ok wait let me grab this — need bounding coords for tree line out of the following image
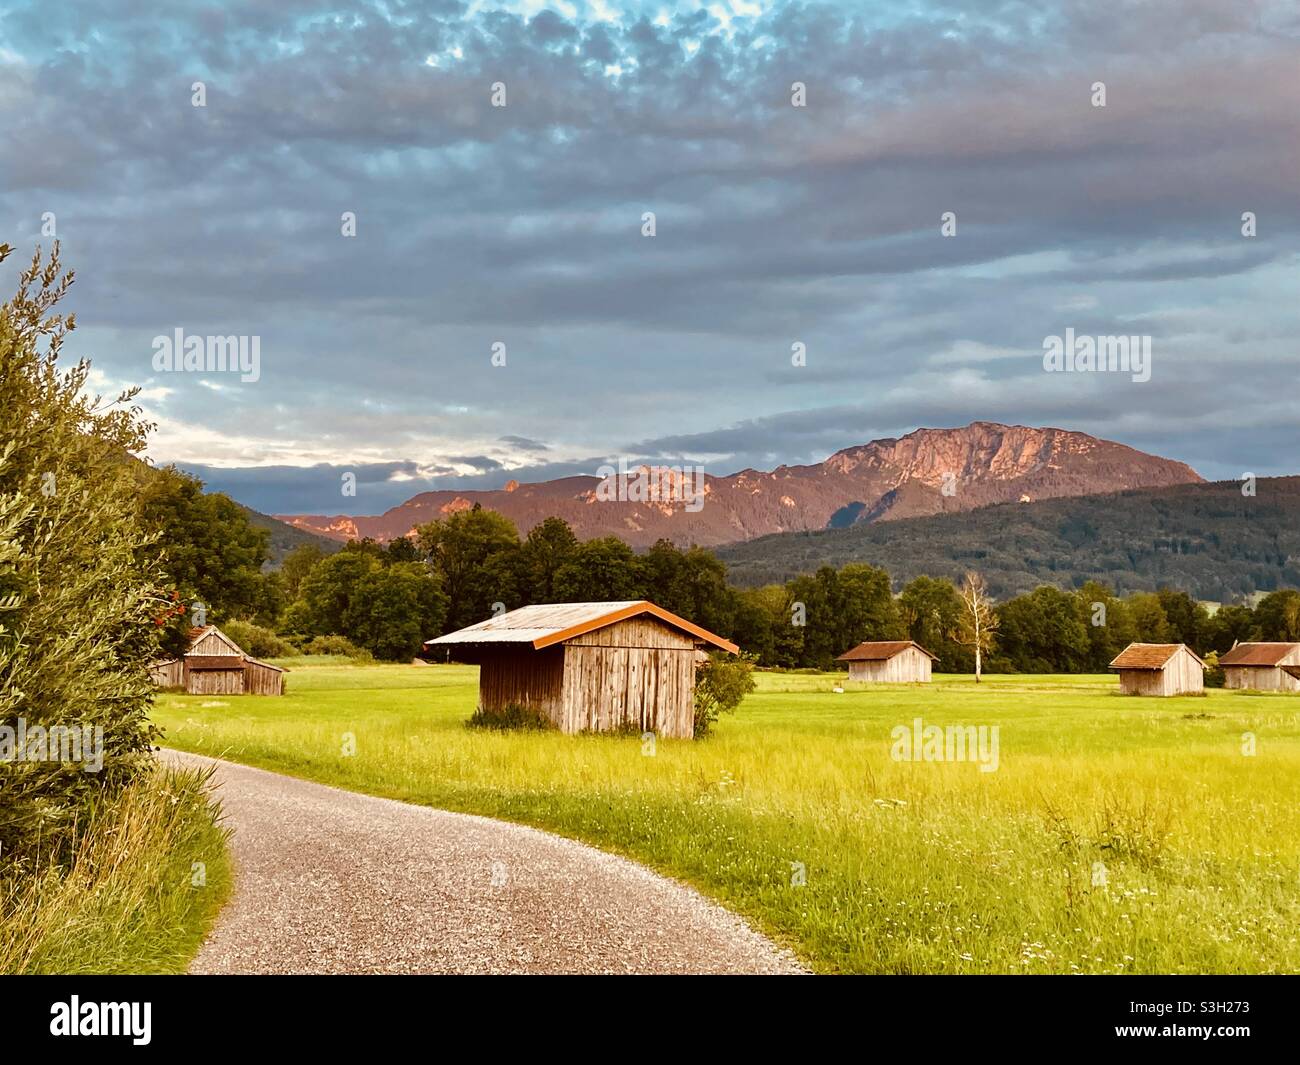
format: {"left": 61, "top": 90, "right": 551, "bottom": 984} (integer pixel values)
{"left": 147, "top": 478, "right": 1300, "bottom": 672}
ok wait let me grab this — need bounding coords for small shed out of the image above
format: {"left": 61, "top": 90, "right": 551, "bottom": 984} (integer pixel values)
{"left": 836, "top": 640, "right": 936, "bottom": 683}
{"left": 425, "top": 601, "right": 738, "bottom": 739}
{"left": 1109, "top": 643, "right": 1205, "bottom": 696}
{"left": 1218, "top": 642, "right": 1300, "bottom": 691}
{"left": 149, "top": 625, "right": 286, "bottom": 696}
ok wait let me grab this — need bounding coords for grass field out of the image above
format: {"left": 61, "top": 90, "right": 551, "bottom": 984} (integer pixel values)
{"left": 152, "top": 662, "right": 1300, "bottom": 974}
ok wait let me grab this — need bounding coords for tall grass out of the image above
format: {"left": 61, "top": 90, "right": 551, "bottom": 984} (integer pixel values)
{"left": 154, "top": 665, "right": 1300, "bottom": 974}
{"left": 0, "top": 765, "right": 231, "bottom": 974}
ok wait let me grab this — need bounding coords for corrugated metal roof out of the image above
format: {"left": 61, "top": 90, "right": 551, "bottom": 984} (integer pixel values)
{"left": 1109, "top": 643, "right": 1206, "bottom": 670}
{"left": 1219, "top": 642, "right": 1300, "bottom": 667}
{"left": 425, "top": 600, "right": 738, "bottom": 653}
{"left": 836, "top": 640, "right": 937, "bottom": 662}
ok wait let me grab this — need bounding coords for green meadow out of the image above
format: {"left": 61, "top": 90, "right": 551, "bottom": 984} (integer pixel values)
{"left": 152, "top": 663, "right": 1300, "bottom": 974}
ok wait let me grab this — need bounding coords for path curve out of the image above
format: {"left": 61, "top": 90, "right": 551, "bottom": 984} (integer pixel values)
{"left": 167, "top": 751, "right": 805, "bottom": 975}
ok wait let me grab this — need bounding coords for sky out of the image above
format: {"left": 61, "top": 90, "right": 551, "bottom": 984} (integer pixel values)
{"left": 2, "top": 0, "right": 1298, "bottom": 516}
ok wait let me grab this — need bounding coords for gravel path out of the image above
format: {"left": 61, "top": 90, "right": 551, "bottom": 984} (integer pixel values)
{"left": 167, "top": 751, "right": 805, "bottom": 975}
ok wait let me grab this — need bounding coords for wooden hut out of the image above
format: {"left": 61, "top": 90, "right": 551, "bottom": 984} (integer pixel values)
{"left": 1219, "top": 642, "right": 1300, "bottom": 691}
{"left": 149, "top": 625, "right": 286, "bottom": 696}
{"left": 424, "top": 601, "right": 738, "bottom": 739}
{"left": 836, "top": 640, "right": 936, "bottom": 683}
{"left": 1109, "top": 643, "right": 1205, "bottom": 696}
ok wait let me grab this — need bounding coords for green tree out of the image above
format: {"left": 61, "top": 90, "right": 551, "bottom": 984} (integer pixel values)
{"left": 0, "top": 244, "right": 165, "bottom": 868}
{"left": 347, "top": 563, "right": 447, "bottom": 660}
{"left": 996, "top": 585, "right": 1090, "bottom": 672}
{"left": 416, "top": 505, "right": 521, "bottom": 630}
{"left": 1074, "top": 581, "right": 1136, "bottom": 671}
{"left": 1204, "top": 603, "right": 1256, "bottom": 653}
{"left": 279, "top": 542, "right": 326, "bottom": 602}
{"left": 137, "top": 465, "right": 269, "bottom": 624}
{"left": 1127, "top": 592, "right": 1171, "bottom": 643}
{"left": 554, "top": 537, "right": 642, "bottom": 602}
{"left": 1156, "top": 588, "right": 1210, "bottom": 652}
{"left": 899, "top": 575, "right": 971, "bottom": 672}
{"left": 289, "top": 550, "right": 381, "bottom": 636}
{"left": 1252, "top": 590, "right": 1300, "bottom": 642}
{"left": 519, "top": 518, "right": 578, "bottom": 602}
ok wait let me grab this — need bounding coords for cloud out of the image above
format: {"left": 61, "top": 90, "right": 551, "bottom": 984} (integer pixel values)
{"left": 1, "top": 0, "right": 1297, "bottom": 513}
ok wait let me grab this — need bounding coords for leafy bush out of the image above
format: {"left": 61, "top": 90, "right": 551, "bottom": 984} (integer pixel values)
{"left": 221, "top": 619, "right": 294, "bottom": 660}
{"left": 302, "top": 634, "right": 373, "bottom": 662}
{"left": 1, "top": 245, "right": 164, "bottom": 872}
{"left": 693, "top": 653, "right": 756, "bottom": 737}
{"left": 1203, "top": 650, "right": 1225, "bottom": 688}
{"left": 466, "top": 702, "right": 556, "bottom": 731}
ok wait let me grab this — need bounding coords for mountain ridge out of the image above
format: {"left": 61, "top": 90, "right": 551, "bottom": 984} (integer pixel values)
{"left": 275, "top": 421, "right": 1203, "bottom": 549}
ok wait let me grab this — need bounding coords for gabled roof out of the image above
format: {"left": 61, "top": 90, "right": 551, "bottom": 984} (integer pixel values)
{"left": 425, "top": 601, "right": 738, "bottom": 654}
{"left": 1218, "top": 642, "right": 1300, "bottom": 667}
{"left": 836, "top": 640, "right": 937, "bottom": 662}
{"left": 1109, "top": 643, "right": 1206, "bottom": 670}
{"left": 188, "top": 625, "right": 244, "bottom": 656}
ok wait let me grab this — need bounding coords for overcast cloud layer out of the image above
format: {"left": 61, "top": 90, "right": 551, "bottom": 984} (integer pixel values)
{"left": 2, "top": 0, "right": 1298, "bottom": 515}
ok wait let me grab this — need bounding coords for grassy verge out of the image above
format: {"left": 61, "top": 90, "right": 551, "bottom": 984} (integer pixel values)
{"left": 154, "top": 664, "right": 1300, "bottom": 974}
{"left": 0, "top": 764, "right": 231, "bottom": 974}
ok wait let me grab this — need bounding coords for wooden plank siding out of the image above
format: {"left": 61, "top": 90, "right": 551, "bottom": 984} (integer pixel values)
{"left": 846, "top": 646, "right": 932, "bottom": 683}
{"left": 469, "top": 617, "right": 700, "bottom": 737}
{"left": 184, "top": 665, "right": 246, "bottom": 695}
{"left": 1117, "top": 646, "right": 1204, "bottom": 695}
{"left": 190, "top": 629, "right": 243, "bottom": 657}
{"left": 1224, "top": 646, "right": 1300, "bottom": 691}
{"left": 244, "top": 660, "right": 285, "bottom": 696}
{"left": 148, "top": 660, "right": 183, "bottom": 687}
{"left": 476, "top": 645, "right": 566, "bottom": 719}
{"left": 559, "top": 643, "right": 696, "bottom": 738}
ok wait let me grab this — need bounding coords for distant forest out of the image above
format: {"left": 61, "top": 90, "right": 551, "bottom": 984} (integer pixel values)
{"left": 717, "top": 478, "right": 1300, "bottom": 602}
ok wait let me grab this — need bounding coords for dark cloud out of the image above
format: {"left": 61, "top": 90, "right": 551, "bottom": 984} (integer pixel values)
{"left": 1, "top": 0, "right": 1296, "bottom": 514}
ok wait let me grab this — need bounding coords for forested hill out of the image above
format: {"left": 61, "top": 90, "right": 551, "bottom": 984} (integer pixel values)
{"left": 717, "top": 478, "right": 1300, "bottom": 601}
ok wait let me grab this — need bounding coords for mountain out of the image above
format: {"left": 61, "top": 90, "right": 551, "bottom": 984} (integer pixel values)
{"left": 717, "top": 477, "right": 1300, "bottom": 601}
{"left": 275, "top": 422, "right": 1203, "bottom": 549}
{"left": 239, "top": 504, "right": 341, "bottom": 566}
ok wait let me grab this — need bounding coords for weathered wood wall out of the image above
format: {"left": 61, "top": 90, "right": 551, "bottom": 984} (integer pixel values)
{"left": 244, "top": 661, "right": 285, "bottom": 696}
{"left": 477, "top": 645, "right": 566, "bottom": 718}
{"left": 149, "top": 660, "right": 183, "bottom": 687}
{"left": 470, "top": 619, "right": 701, "bottom": 737}
{"left": 1224, "top": 647, "right": 1300, "bottom": 691}
{"left": 559, "top": 643, "right": 697, "bottom": 738}
{"left": 192, "top": 629, "right": 242, "bottom": 656}
{"left": 847, "top": 647, "right": 932, "bottom": 683}
{"left": 1118, "top": 649, "right": 1204, "bottom": 695}
{"left": 559, "top": 618, "right": 699, "bottom": 738}
{"left": 184, "top": 666, "right": 246, "bottom": 695}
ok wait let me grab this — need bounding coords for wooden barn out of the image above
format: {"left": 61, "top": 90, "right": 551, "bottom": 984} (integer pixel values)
{"left": 149, "top": 625, "right": 286, "bottom": 696}
{"left": 1218, "top": 642, "right": 1300, "bottom": 691}
{"left": 836, "top": 640, "right": 936, "bottom": 683}
{"left": 424, "top": 601, "right": 738, "bottom": 739}
{"left": 1109, "top": 643, "right": 1205, "bottom": 696}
